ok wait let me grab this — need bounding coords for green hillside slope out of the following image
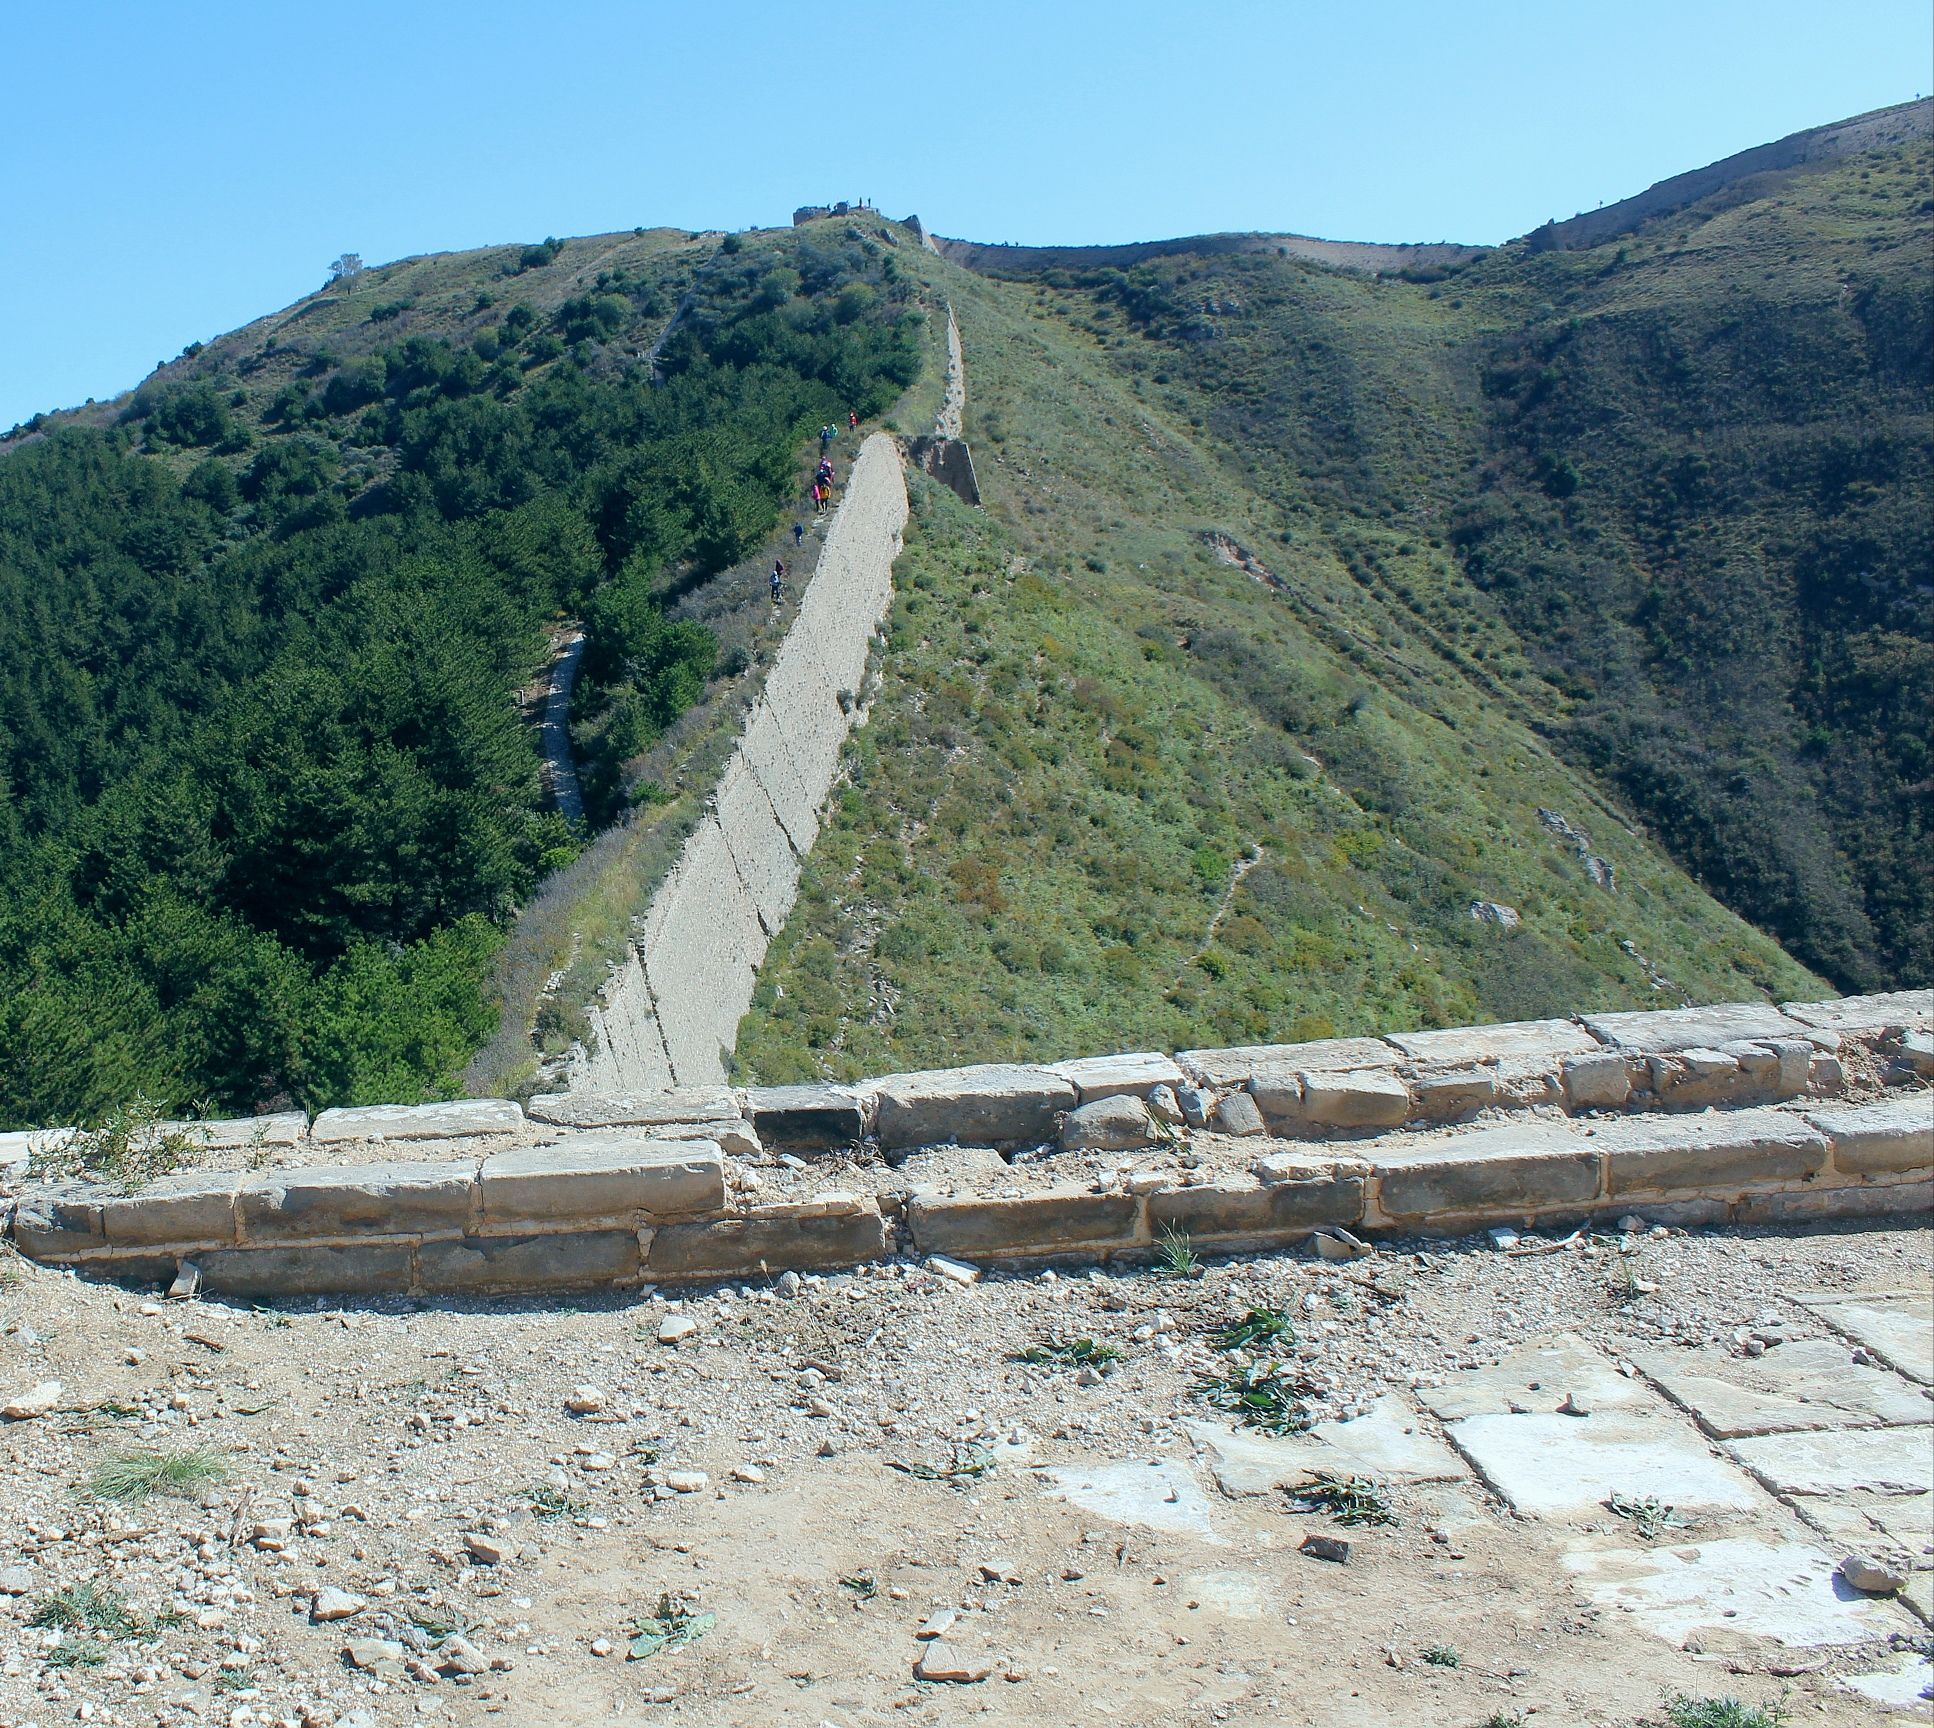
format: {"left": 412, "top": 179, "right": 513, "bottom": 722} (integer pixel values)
{"left": 741, "top": 122, "right": 1929, "bottom": 1084}
{"left": 0, "top": 226, "right": 921, "bottom": 1126}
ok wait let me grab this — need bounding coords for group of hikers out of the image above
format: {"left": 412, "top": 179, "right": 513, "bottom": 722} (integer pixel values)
{"left": 772, "top": 409, "right": 862, "bottom": 604}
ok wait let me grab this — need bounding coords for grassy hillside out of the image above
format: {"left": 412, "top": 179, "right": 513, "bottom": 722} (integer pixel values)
{"left": 734, "top": 238, "right": 1824, "bottom": 1082}
{"left": 0, "top": 223, "right": 924, "bottom": 1126}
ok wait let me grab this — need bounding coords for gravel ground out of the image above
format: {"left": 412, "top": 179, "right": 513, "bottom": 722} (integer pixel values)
{"left": 1, "top": 1215, "right": 1928, "bottom": 1728}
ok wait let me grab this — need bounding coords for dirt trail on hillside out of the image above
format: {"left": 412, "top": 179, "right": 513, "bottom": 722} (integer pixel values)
{"left": 538, "top": 627, "right": 586, "bottom": 827}
{"left": 569, "top": 434, "right": 908, "bottom": 1092}
{"left": 936, "top": 303, "right": 965, "bottom": 439}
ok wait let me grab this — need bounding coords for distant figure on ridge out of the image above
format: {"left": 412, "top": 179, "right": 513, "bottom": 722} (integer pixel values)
{"left": 770, "top": 559, "right": 786, "bottom": 604}
{"left": 793, "top": 520, "right": 805, "bottom": 548}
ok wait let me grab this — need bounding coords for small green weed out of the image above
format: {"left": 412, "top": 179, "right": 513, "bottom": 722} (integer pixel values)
{"left": 1479, "top": 1713, "right": 1527, "bottom": 1728}
{"left": 1013, "top": 1336, "right": 1123, "bottom": 1367}
{"left": 213, "top": 1666, "right": 257, "bottom": 1694}
{"left": 1193, "top": 1361, "right": 1313, "bottom": 1434}
{"left": 1287, "top": 1472, "right": 1396, "bottom": 1527}
{"left": 27, "top": 1097, "right": 207, "bottom": 1193}
{"left": 1154, "top": 1226, "right": 1200, "bottom": 1278}
{"left": 31, "top": 1582, "right": 140, "bottom": 1637}
{"left": 527, "top": 1483, "right": 589, "bottom": 1520}
{"left": 839, "top": 1572, "right": 878, "bottom": 1600}
{"left": 1211, "top": 1307, "right": 1295, "bottom": 1352}
{"left": 900, "top": 1442, "right": 999, "bottom": 1485}
{"left": 87, "top": 1447, "right": 226, "bottom": 1504}
{"left": 1608, "top": 1491, "right": 1691, "bottom": 1540}
{"left": 44, "top": 1637, "right": 109, "bottom": 1670}
{"left": 628, "top": 1593, "right": 714, "bottom": 1660}
{"left": 1420, "top": 1642, "right": 1461, "bottom": 1668}
{"left": 1662, "top": 1694, "right": 1788, "bottom": 1728}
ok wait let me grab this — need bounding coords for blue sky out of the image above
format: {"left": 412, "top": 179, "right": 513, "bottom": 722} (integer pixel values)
{"left": 3, "top": 0, "right": 1927, "bottom": 428}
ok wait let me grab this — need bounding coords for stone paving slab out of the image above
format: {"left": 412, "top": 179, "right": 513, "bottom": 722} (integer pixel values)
{"left": 526, "top": 1088, "right": 739, "bottom": 1130}
{"left": 1040, "top": 1458, "right": 1223, "bottom": 1543}
{"left": 1385, "top": 1017, "right": 1598, "bottom": 1065}
{"left": 1447, "top": 1410, "right": 1767, "bottom": 1520}
{"left": 1802, "top": 1293, "right": 1934, "bottom": 1385}
{"left": 1783, "top": 989, "right": 1933, "bottom": 1033}
{"left": 1178, "top": 1036, "right": 1393, "bottom": 1088}
{"left": 1563, "top": 1535, "right": 1917, "bottom": 1648}
{"left": 1728, "top": 1425, "right": 1934, "bottom": 1498}
{"left": 1581, "top": 1001, "right": 1806, "bottom": 1052}
{"left": 1794, "top": 1488, "right": 1934, "bottom": 1574}
{"left": 1186, "top": 1397, "right": 1465, "bottom": 1496}
{"left": 1048, "top": 1052, "right": 1187, "bottom": 1103}
{"left": 1420, "top": 1333, "right": 1656, "bottom": 1423}
{"left": 309, "top": 1100, "right": 523, "bottom": 1143}
{"left": 1631, "top": 1339, "right": 1933, "bottom": 1438}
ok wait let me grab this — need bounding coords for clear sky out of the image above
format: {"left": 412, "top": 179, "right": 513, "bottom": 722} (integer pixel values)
{"left": 3, "top": 0, "right": 1927, "bottom": 429}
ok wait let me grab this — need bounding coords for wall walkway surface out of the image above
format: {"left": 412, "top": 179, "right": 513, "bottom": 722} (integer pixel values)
{"left": 567, "top": 433, "right": 908, "bottom": 1092}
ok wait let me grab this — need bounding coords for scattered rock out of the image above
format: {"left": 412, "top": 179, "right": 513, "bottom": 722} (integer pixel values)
{"left": 1299, "top": 1534, "right": 1351, "bottom": 1564}
{"left": 1, "top": 1379, "right": 61, "bottom": 1420}
{"left": 928, "top": 1254, "right": 982, "bottom": 1286}
{"left": 311, "top": 1586, "right": 366, "bottom": 1622}
{"left": 590, "top": 1637, "right": 613, "bottom": 1657}
{"left": 1214, "top": 1091, "right": 1267, "bottom": 1137}
{"left": 729, "top": 1464, "right": 766, "bottom": 1484}
{"left": 1147, "top": 1084, "right": 1184, "bottom": 1125}
{"left": 1175, "top": 1085, "right": 1215, "bottom": 1129}
{"left": 1060, "top": 1095, "right": 1159, "bottom": 1152}
{"left": 463, "top": 1531, "right": 519, "bottom": 1565}
{"left": 775, "top": 1269, "right": 803, "bottom": 1298}
{"left": 665, "top": 1470, "right": 710, "bottom": 1493}
{"left": 1486, "top": 1227, "right": 1519, "bottom": 1252}
{"left": 917, "top": 1607, "right": 958, "bottom": 1639}
{"left": 1311, "top": 1226, "right": 1372, "bottom": 1261}
{"left": 344, "top": 1638, "right": 406, "bottom": 1672}
{"left": 914, "top": 1639, "right": 994, "bottom": 1683}
{"left": 1840, "top": 1554, "right": 1907, "bottom": 1594}
{"left": 566, "top": 1384, "right": 609, "bottom": 1414}
{"left": 167, "top": 1258, "right": 202, "bottom": 1300}
{"left": 0, "top": 1564, "right": 36, "bottom": 1595}
{"left": 1558, "top": 1392, "right": 1591, "bottom": 1418}
{"left": 658, "top": 1313, "right": 699, "bottom": 1345}
{"left": 434, "top": 1635, "right": 489, "bottom": 1676}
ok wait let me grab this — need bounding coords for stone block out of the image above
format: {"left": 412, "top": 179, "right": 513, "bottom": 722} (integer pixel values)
{"left": 526, "top": 1087, "right": 738, "bottom": 1129}
{"left": 1060, "top": 1096, "right": 1158, "bottom": 1151}
{"left": 0, "top": 1128, "right": 74, "bottom": 1175}
{"left": 1737, "top": 1180, "right": 1932, "bottom": 1225}
{"left": 479, "top": 1139, "right": 725, "bottom": 1226}
{"left": 906, "top": 1190, "right": 1146, "bottom": 1260}
{"left": 1581, "top": 1001, "right": 1804, "bottom": 1053}
{"left": 417, "top": 1231, "right": 640, "bottom": 1293}
{"left": 1214, "top": 1091, "right": 1267, "bottom": 1137}
{"left": 1179, "top": 1036, "right": 1393, "bottom": 1089}
{"left": 1247, "top": 1072, "right": 1302, "bottom": 1124}
{"left": 1806, "top": 1095, "right": 1934, "bottom": 1177}
{"left": 1596, "top": 1107, "right": 1830, "bottom": 1199}
{"left": 1147, "top": 1175, "right": 1363, "bottom": 1245}
{"left": 158, "top": 1113, "right": 308, "bottom": 1150}
{"left": 647, "top": 1202, "right": 891, "bottom": 1279}
{"left": 197, "top": 1244, "right": 414, "bottom": 1297}
{"left": 1561, "top": 1050, "right": 1631, "bottom": 1110}
{"left": 874, "top": 1064, "right": 1075, "bottom": 1149}
{"left": 96, "top": 1173, "right": 241, "bottom": 1248}
{"left": 1781, "top": 990, "right": 1933, "bottom": 1034}
{"left": 1386, "top": 1018, "right": 1597, "bottom": 1065}
{"left": 309, "top": 1100, "right": 523, "bottom": 1143}
{"left": 1409, "top": 1067, "right": 1500, "bottom": 1120}
{"left": 1650, "top": 1047, "right": 1745, "bottom": 1108}
{"left": 1047, "top": 1052, "right": 1187, "bottom": 1103}
{"left": 651, "top": 1117, "right": 760, "bottom": 1157}
{"left": 1301, "top": 1070, "right": 1410, "bottom": 1129}
{"left": 1369, "top": 1123, "right": 1602, "bottom": 1223}
{"left": 9, "top": 1186, "right": 105, "bottom": 1257}
{"left": 236, "top": 1162, "right": 477, "bottom": 1242}
{"left": 743, "top": 1083, "right": 870, "bottom": 1149}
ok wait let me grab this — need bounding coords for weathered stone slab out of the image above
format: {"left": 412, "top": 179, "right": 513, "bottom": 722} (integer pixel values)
{"left": 1782, "top": 990, "right": 1933, "bottom": 1033}
{"left": 1563, "top": 1536, "right": 1913, "bottom": 1649}
{"left": 1048, "top": 1052, "right": 1187, "bottom": 1103}
{"left": 1387, "top": 1018, "right": 1597, "bottom": 1065}
{"left": 1595, "top": 1106, "right": 1829, "bottom": 1198}
{"left": 1421, "top": 1333, "right": 1657, "bottom": 1423}
{"left": 646, "top": 1200, "right": 889, "bottom": 1279}
{"left": 1580, "top": 1001, "right": 1804, "bottom": 1053}
{"left": 197, "top": 1243, "right": 414, "bottom": 1297}
{"left": 95, "top": 1173, "right": 242, "bottom": 1248}
{"left": 417, "top": 1231, "right": 639, "bottom": 1293}
{"left": 1562, "top": 1051, "right": 1634, "bottom": 1110}
{"left": 1806, "top": 1095, "right": 1934, "bottom": 1177}
{"left": 236, "top": 1163, "right": 476, "bottom": 1241}
{"left": 1409, "top": 1067, "right": 1500, "bottom": 1119}
{"left": 0, "top": 1128, "right": 74, "bottom": 1174}
{"left": 1801, "top": 1293, "right": 1934, "bottom": 1385}
{"left": 906, "top": 1189, "right": 1145, "bottom": 1259}
{"left": 1447, "top": 1410, "right": 1765, "bottom": 1520}
{"left": 1042, "top": 1459, "right": 1221, "bottom": 1541}
{"left": 744, "top": 1083, "right": 870, "bottom": 1148}
{"left": 1187, "top": 1397, "right": 1466, "bottom": 1496}
{"left": 527, "top": 1087, "right": 738, "bottom": 1129}
{"left": 479, "top": 1139, "right": 725, "bottom": 1227}
{"left": 898, "top": 1144, "right": 1013, "bottom": 1195}
{"left": 9, "top": 1186, "right": 105, "bottom": 1257}
{"left": 1146, "top": 1174, "right": 1363, "bottom": 1244}
{"left": 1369, "top": 1122, "right": 1601, "bottom": 1223}
{"left": 1060, "top": 1096, "right": 1158, "bottom": 1152}
{"left": 158, "top": 1114, "right": 308, "bottom": 1149}
{"left": 874, "top": 1064, "right": 1075, "bottom": 1149}
{"left": 309, "top": 1101, "right": 522, "bottom": 1143}
{"left": 1298, "top": 1070, "right": 1410, "bottom": 1129}
{"left": 1179, "top": 1037, "right": 1393, "bottom": 1089}
{"left": 1631, "top": 1339, "right": 1932, "bottom": 1438}
{"left": 1728, "top": 1426, "right": 1934, "bottom": 1497}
